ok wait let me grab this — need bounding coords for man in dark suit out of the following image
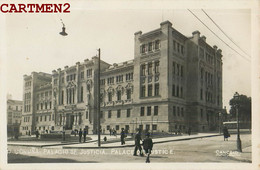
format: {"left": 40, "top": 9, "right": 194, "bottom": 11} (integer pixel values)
{"left": 79, "top": 128, "right": 82, "bottom": 143}
{"left": 83, "top": 128, "right": 87, "bottom": 142}
{"left": 133, "top": 128, "right": 144, "bottom": 156}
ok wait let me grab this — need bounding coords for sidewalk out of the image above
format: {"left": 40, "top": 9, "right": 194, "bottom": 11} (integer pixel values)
{"left": 7, "top": 134, "right": 118, "bottom": 147}
{"left": 228, "top": 146, "right": 252, "bottom": 163}
{"left": 62, "top": 133, "right": 220, "bottom": 149}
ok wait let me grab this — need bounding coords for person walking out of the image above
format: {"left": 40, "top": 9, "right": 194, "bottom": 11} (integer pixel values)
{"left": 188, "top": 127, "right": 191, "bottom": 136}
{"left": 35, "top": 129, "right": 39, "bottom": 139}
{"left": 79, "top": 128, "right": 82, "bottom": 143}
{"left": 223, "top": 126, "right": 230, "bottom": 141}
{"left": 143, "top": 132, "right": 153, "bottom": 163}
{"left": 83, "top": 128, "right": 87, "bottom": 143}
{"left": 120, "top": 128, "right": 126, "bottom": 145}
{"left": 133, "top": 128, "right": 144, "bottom": 156}
{"left": 109, "top": 128, "right": 112, "bottom": 136}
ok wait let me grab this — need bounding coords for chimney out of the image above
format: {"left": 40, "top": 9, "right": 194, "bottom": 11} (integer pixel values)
{"left": 160, "top": 20, "right": 172, "bottom": 28}
{"left": 201, "top": 35, "right": 206, "bottom": 41}
{"left": 192, "top": 30, "right": 200, "bottom": 39}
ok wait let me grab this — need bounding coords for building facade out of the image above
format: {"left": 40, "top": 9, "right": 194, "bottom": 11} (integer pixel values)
{"left": 20, "top": 21, "right": 223, "bottom": 135}
{"left": 7, "top": 99, "right": 23, "bottom": 136}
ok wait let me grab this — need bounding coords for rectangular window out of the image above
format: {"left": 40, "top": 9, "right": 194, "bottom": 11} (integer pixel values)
{"left": 36, "top": 116, "right": 38, "bottom": 122}
{"left": 155, "top": 83, "right": 159, "bottom": 96}
{"left": 80, "top": 86, "right": 84, "bottom": 102}
{"left": 180, "top": 87, "right": 183, "bottom": 98}
{"left": 126, "top": 89, "right": 131, "bottom": 99}
{"left": 177, "top": 107, "right": 180, "bottom": 116}
{"left": 148, "top": 84, "right": 152, "bottom": 97}
{"left": 139, "top": 125, "right": 143, "bottom": 131}
{"left": 141, "top": 64, "right": 146, "bottom": 76}
{"left": 181, "top": 66, "right": 183, "bottom": 77}
{"left": 147, "top": 106, "right": 151, "bottom": 116}
{"left": 117, "top": 91, "right": 121, "bottom": 101}
{"left": 127, "top": 109, "right": 131, "bottom": 117}
{"left": 200, "top": 109, "right": 203, "bottom": 119}
{"left": 80, "top": 71, "right": 84, "bottom": 79}
{"left": 40, "top": 116, "right": 42, "bottom": 121}
{"left": 49, "top": 102, "right": 52, "bottom": 109}
{"left": 181, "top": 45, "right": 184, "bottom": 54}
{"left": 201, "top": 68, "right": 204, "bottom": 79}
{"left": 108, "top": 110, "right": 112, "bottom": 118}
{"left": 173, "top": 40, "right": 176, "bottom": 51}
{"left": 146, "top": 124, "right": 150, "bottom": 130}
{"left": 176, "top": 86, "right": 179, "bottom": 97}
{"left": 141, "top": 85, "right": 146, "bottom": 97}
{"left": 177, "top": 43, "right": 180, "bottom": 53}
{"left": 141, "top": 44, "right": 146, "bottom": 53}
{"left": 87, "top": 69, "right": 92, "bottom": 77}
{"left": 140, "top": 107, "right": 145, "bottom": 116}
{"left": 173, "top": 106, "right": 176, "bottom": 116}
{"left": 49, "top": 115, "right": 51, "bottom": 121}
{"left": 154, "top": 106, "right": 158, "bottom": 116}
{"left": 200, "top": 89, "right": 203, "bottom": 100}
{"left": 101, "top": 79, "right": 105, "bottom": 85}
{"left": 117, "top": 110, "right": 121, "bottom": 118}
{"left": 100, "top": 111, "right": 103, "bottom": 118}
{"left": 116, "top": 125, "right": 119, "bottom": 131}
{"left": 152, "top": 125, "right": 157, "bottom": 130}
{"left": 155, "top": 61, "right": 159, "bottom": 73}
{"left": 155, "top": 40, "right": 160, "bottom": 50}
{"left": 148, "top": 42, "right": 153, "bottom": 52}
{"left": 61, "top": 77, "right": 64, "bottom": 83}
{"left": 177, "top": 64, "right": 180, "bottom": 76}
{"left": 45, "top": 115, "right": 47, "bottom": 121}
{"left": 148, "top": 63, "right": 152, "bottom": 75}
{"left": 107, "top": 125, "right": 110, "bottom": 130}
{"left": 86, "top": 111, "right": 88, "bottom": 119}
{"left": 181, "top": 108, "right": 184, "bottom": 117}
{"left": 108, "top": 92, "right": 112, "bottom": 102}
{"left": 173, "top": 62, "right": 176, "bottom": 75}
{"left": 172, "top": 84, "right": 175, "bottom": 96}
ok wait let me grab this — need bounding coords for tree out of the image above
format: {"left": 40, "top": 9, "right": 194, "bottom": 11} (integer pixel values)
{"left": 229, "top": 93, "right": 251, "bottom": 123}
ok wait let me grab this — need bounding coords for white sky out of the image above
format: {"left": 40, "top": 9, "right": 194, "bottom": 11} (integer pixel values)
{"left": 4, "top": 4, "right": 251, "bottom": 112}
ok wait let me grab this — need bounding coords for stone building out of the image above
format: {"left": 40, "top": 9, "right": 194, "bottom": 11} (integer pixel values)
{"left": 7, "top": 99, "right": 23, "bottom": 136}
{"left": 20, "top": 21, "right": 223, "bottom": 135}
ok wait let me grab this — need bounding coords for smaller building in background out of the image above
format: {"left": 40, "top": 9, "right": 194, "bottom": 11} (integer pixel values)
{"left": 7, "top": 99, "right": 23, "bottom": 137}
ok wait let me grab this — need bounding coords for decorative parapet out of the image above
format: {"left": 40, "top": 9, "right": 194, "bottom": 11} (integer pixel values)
{"left": 124, "top": 99, "right": 133, "bottom": 105}
{"left": 106, "top": 101, "right": 114, "bottom": 106}
{"left": 115, "top": 100, "right": 124, "bottom": 106}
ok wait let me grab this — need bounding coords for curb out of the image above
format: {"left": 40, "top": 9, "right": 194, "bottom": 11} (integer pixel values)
{"left": 62, "top": 134, "right": 221, "bottom": 149}
{"left": 7, "top": 140, "right": 98, "bottom": 148}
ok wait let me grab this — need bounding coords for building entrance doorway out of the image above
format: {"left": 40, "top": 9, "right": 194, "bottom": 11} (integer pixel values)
{"left": 66, "top": 114, "right": 74, "bottom": 130}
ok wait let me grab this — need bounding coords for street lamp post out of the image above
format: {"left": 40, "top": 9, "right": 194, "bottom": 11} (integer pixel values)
{"left": 234, "top": 92, "right": 242, "bottom": 152}
{"left": 218, "top": 112, "right": 221, "bottom": 134}
{"left": 97, "top": 48, "right": 101, "bottom": 147}
{"left": 62, "top": 110, "right": 65, "bottom": 141}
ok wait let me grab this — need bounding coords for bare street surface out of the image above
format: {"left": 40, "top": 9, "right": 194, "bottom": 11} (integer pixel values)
{"left": 8, "top": 134, "right": 251, "bottom": 163}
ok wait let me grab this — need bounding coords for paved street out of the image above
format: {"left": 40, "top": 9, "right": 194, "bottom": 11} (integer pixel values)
{"left": 8, "top": 133, "right": 251, "bottom": 163}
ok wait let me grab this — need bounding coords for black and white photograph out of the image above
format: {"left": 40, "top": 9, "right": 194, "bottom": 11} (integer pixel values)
{"left": 0, "top": 0, "right": 259, "bottom": 169}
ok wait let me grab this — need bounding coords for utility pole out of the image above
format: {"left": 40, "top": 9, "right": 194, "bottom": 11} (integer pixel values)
{"left": 97, "top": 48, "right": 101, "bottom": 147}
{"left": 234, "top": 92, "right": 242, "bottom": 152}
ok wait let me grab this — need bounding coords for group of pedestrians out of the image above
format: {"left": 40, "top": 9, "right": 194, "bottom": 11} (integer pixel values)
{"left": 109, "top": 128, "right": 117, "bottom": 136}
{"left": 133, "top": 128, "right": 153, "bottom": 163}
{"left": 78, "top": 128, "right": 87, "bottom": 143}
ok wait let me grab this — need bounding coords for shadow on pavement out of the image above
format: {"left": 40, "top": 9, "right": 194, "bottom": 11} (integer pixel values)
{"left": 8, "top": 153, "right": 98, "bottom": 163}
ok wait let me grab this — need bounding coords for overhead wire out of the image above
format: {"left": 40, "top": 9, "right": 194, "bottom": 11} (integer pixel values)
{"left": 201, "top": 9, "right": 251, "bottom": 58}
{"left": 187, "top": 9, "right": 250, "bottom": 62}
